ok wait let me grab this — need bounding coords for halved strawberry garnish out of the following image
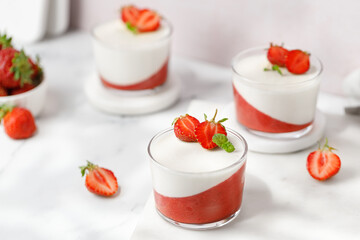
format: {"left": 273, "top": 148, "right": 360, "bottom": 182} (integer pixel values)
{"left": 307, "top": 138, "right": 341, "bottom": 181}
{"left": 80, "top": 161, "right": 118, "bottom": 196}
{"left": 286, "top": 49, "right": 310, "bottom": 74}
{"left": 267, "top": 43, "right": 288, "bottom": 67}
{"left": 136, "top": 9, "right": 160, "bottom": 32}
{"left": 121, "top": 5, "right": 140, "bottom": 27}
{"left": 172, "top": 114, "right": 200, "bottom": 142}
{"left": 195, "top": 109, "right": 227, "bottom": 150}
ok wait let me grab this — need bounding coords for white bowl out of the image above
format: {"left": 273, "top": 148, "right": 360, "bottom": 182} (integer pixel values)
{"left": 0, "top": 78, "right": 47, "bottom": 117}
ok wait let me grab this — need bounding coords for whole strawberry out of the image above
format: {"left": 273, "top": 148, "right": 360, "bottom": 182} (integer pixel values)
{"left": 80, "top": 161, "right": 118, "bottom": 196}
{"left": 307, "top": 138, "right": 341, "bottom": 181}
{"left": 0, "top": 48, "right": 35, "bottom": 88}
{"left": 195, "top": 109, "right": 228, "bottom": 150}
{"left": 0, "top": 105, "right": 37, "bottom": 139}
{"left": 0, "top": 33, "right": 13, "bottom": 50}
{"left": 172, "top": 114, "right": 200, "bottom": 142}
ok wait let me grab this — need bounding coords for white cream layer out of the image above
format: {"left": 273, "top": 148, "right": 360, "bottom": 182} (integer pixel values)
{"left": 92, "top": 20, "right": 171, "bottom": 85}
{"left": 149, "top": 130, "right": 245, "bottom": 198}
{"left": 233, "top": 54, "right": 320, "bottom": 124}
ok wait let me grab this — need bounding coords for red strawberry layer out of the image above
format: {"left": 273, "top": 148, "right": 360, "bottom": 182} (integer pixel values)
{"left": 100, "top": 60, "right": 168, "bottom": 90}
{"left": 154, "top": 164, "right": 246, "bottom": 224}
{"left": 233, "top": 85, "right": 312, "bottom": 133}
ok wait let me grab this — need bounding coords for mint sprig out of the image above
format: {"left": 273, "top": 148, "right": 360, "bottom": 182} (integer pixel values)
{"left": 126, "top": 22, "right": 138, "bottom": 34}
{"left": 212, "top": 134, "right": 235, "bottom": 153}
{"left": 264, "top": 64, "right": 283, "bottom": 75}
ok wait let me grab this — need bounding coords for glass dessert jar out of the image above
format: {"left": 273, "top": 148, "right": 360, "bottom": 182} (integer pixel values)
{"left": 232, "top": 47, "right": 323, "bottom": 139}
{"left": 148, "top": 128, "right": 247, "bottom": 229}
{"left": 92, "top": 19, "right": 172, "bottom": 91}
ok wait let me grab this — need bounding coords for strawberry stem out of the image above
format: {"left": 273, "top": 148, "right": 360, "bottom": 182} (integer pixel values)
{"left": 210, "top": 109, "right": 218, "bottom": 122}
{"left": 10, "top": 49, "right": 34, "bottom": 87}
{"left": 319, "top": 138, "right": 337, "bottom": 152}
{"left": 0, "top": 104, "right": 14, "bottom": 122}
{"left": 79, "top": 161, "right": 98, "bottom": 177}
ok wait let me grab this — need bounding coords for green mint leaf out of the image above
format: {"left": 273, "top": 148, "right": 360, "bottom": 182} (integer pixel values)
{"left": 212, "top": 134, "right": 228, "bottom": 146}
{"left": 126, "top": 22, "right": 138, "bottom": 34}
{"left": 222, "top": 141, "right": 235, "bottom": 153}
{"left": 264, "top": 68, "right": 271, "bottom": 71}
{"left": 272, "top": 65, "right": 283, "bottom": 75}
{"left": 212, "top": 134, "right": 235, "bottom": 153}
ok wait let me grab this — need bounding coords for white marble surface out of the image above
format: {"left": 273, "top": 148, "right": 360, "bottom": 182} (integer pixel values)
{"left": 0, "top": 32, "right": 359, "bottom": 240}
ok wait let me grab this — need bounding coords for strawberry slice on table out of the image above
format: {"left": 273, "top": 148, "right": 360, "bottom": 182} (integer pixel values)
{"left": 307, "top": 138, "right": 341, "bottom": 181}
{"left": 0, "top": 48, "right": 35, "bottom": 88}
{"left": 80, "top": 161, "right": 118, "bottom": 197}
{"left": 267, "top": 43, "right": 289, "bottom": 67}
{"left": 286, "top": 49, "right": 310, "bottom": 74}
{"left": 0, "top": 105, "right": 37, "bottom": 139}
{"left": 172, "top": 114, "right": 200, "bottom": 142}
{"left": 121, "top": 5, "right": 141, "bottom": 27}
{"left": 195, "top": 109, "right": 228, "bottom": 150}
{"left": 136, "top": 9, "right": 160, "bottom": 33}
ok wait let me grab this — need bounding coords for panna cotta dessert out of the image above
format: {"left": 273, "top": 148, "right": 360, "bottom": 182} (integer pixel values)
{"left": 92, "top": 6, "right": 172, "bottom": 90}
{"left": 232, "top": 45, "right": 322, "bottom": 137}
{"left": 148, "top": 111, "right": 247, "bottom": 229}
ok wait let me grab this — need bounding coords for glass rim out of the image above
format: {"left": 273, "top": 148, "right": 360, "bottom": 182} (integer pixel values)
{"left": 91, "top": 18, "right": 173, "bottom": 49}
{"left": 231, "top": 46, "right": 323, "bottom": 86}
{"left": 147, "top": 127, "right": 248, "bottom": 176}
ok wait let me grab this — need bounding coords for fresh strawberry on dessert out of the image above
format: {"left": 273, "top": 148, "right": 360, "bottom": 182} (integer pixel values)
{"left": 0, "top": 105, "right": 37, "bottom": 139}
{"left": 267, "top": 43, "right": 288, "bottom": 67}
{"left": 172, "top": 114, "right": 200, "bottom": 142}
{"left": 0, "top": 48, "right": 35, "bottom": 88}
{"left": 0, "top": 86, "right": 7, "bottom": 96}
{"left": 121, "top": 5, "right": 140, "bottom": 28}
{"left": 307, "top": 138, "right": 341, "bottom": 181}
{"left": 195, "top": 109, "right": 228, "bottom": 150}
{"left": 286, "top": 49, "right": 310, "bottom": 74}
{"left": 0, "top": 33, "right": 13, "bottom": 50}
{"left": 79, "top": 161, "right": 118, "bottom": 196}
{"left": 136, "top": 9, "right": 160, "bottom": 33}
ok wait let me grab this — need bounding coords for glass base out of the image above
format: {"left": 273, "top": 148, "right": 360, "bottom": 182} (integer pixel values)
{"left": 247, "top": 124, "right": 313, "bottom": 140}
{"left": 156, "top": 207, "right": 241, "bottom": 230}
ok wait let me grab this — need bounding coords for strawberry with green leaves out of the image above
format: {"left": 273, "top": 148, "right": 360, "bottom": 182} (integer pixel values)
{"left": 80, "top": 161, "right": 118, "bottom": 196}
{"left": 307, "top": 138, "right": 341, "bottom": 181}
{"left": 0, "top": 104, "right": 37, "bottom": 139}
{"left": 195, "top": 109, "right": 234, "bottom": 152}
{"left": 0, "top": 48, "right": 38, "bottom": 88}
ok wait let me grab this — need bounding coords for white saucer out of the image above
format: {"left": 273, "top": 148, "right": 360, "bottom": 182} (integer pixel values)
{"left": 84, "top": 73, "right": 181, "bottom": 115}
{"left": 187, "top": 100, "right": 326, "bottom": 154}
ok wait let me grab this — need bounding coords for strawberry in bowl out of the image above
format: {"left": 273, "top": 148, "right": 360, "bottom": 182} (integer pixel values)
{"left": 232, "top": 44, "right": 322, "bottom": 138}
{"left": 92, "top": 5, "right": 172, "bottom": 91}
{"left": 0, "top": 33, "right": 46, "bottom": 117}
{"left": 148, "top": 110, "right": 247, "bottom": 229}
